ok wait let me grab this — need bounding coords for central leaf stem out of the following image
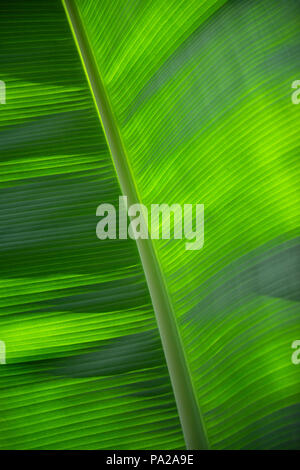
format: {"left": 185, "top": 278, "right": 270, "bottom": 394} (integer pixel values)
{"left": 63, "top": 0, "right": 209, "bottom": 450}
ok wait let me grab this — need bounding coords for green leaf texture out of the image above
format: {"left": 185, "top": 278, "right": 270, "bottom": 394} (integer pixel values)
{"left": 66, "top": 0, "right": 300, "bottom": 449}
{"left": 0, "top": 0, "right": 184, "bottom": 450}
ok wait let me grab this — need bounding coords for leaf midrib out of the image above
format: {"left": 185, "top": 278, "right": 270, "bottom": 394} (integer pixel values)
{"left": 62, "top": 0, "right": 209, "bottom": 450}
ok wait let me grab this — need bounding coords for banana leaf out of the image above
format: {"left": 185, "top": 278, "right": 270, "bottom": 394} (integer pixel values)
{"left": 0, "top": 0, "right": 299, "bottom": 450}
{"left": 0, "top": 0, "right": 183, "bottom": 450}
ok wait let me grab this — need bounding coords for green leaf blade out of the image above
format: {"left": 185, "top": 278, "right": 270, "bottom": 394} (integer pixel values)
{"left": 0, "top": 0, "right": 184, "bottom": 450}
{"left": 68, "top": 0, "right": 300, "bottom": 450}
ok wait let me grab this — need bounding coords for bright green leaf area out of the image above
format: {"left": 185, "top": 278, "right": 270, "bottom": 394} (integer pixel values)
{"left": 0, "top": 1, "right": 184, "bottom": 450}
{"left": 73, "top": 0, "right": 300, "bottom": 449}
